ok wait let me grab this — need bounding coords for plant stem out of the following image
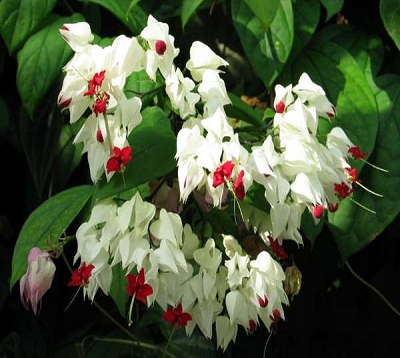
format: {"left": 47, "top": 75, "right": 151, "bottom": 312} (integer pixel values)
{"left": 61, "top": 251, "right": 137, "bottom": 340}
{"left": 165, "top": 324, "right": 176, "bottom": 351}
{"left": 345, "top": 260, "right": 400, "bottom": 318}
{"left": 103, "top": 112, "right": 114, "bottom": 155}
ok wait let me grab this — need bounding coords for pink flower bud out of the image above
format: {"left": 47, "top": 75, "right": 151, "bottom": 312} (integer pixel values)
{"left": 19, "top": 247, "right": 56, "bottom": 315}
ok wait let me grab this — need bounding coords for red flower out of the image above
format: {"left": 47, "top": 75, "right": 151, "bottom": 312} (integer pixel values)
{"left": 58, "top": 96, "right": 71, "bottom": 108}
{"left": 212, "top": 161, "right": 234, "bottom": 188}
{"left": 348, "top": 146, "right": 367, "bottom": 160}
{"left": 106, "top": 146, "right": 132, "bottom": 173}
{"left": 312, "top": 204, "right": 324, "bottom": 219}
{"left": 270, "top": 309, "right": 281, "bottom": 323}
{"left": 257, "top": 294, "right": 268, "bottom": 308}
{"left": 233, "top": 170, "right": 245, "bottom": 200}
{"left": 96, "top": 129, "right": 104, "bottom": 143}
{"left": 334, "top": 182, "right": 353, "bottom": 198}
{"left": 84, "top": 70, "right": 106, "bottom": 96}
{"left": 162, "top": 303, "right": 192, "bottom": 327}
{"left": 92, "top": 92, "right": 110, "bottom": 116}
{"left": 126, "top": 268, "right": 153, "bottom": 304}
{"left": 275, "top": 100, "right": 285, "bottom": 113}
{"left": 67, "top": 262, "right": 94, "bottom": 287}
{"left": 328, "top": 202, "right": 339, "bottom": 212}
{"left": 268, "top": 236, "right": 288, "bottom": 260}
{"left": 155, "top": 40, "right": 166, "bottom": 55}
{"left": 248, "top": 319, "right": 256, "bottom": 333}
{"left": 346, "top": 167, "right": 357, "bottom": 183}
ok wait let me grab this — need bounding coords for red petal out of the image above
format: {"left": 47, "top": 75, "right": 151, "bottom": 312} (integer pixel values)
{"left": 106, "top": 157, "right": 121, "bottom": 174}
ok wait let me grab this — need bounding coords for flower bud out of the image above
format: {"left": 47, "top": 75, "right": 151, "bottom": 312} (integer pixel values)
{"left": 283, "top": 264, "right": 302, "bottom": 301}
{"left": 19, "top": 247, "right": 56, "bottom": 315}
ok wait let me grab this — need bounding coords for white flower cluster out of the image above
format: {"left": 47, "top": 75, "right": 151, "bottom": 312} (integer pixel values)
{"left": 176, "top": 72, "right": 358, "bottom": 247}
{"left": 58, "top": 15, "right": 231, "bottom": 183}
{"left": 74, "top": 191, "right": 287, "bottom": 351}
{"left": 58, "top": 14, "right": 360, "bottom": 352}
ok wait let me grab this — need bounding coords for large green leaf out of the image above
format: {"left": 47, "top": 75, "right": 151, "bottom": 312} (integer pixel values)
{"left": 320, "top": 0, "right": 344, "bottom": 21}
{"left": 313, "top": 24, "right": 384, "bottom": 81}
{"left": 0, "top": 0, "right": 57, "bottom": 55}
{"left": 287, "top": 0, "right": 320, "bottom": 63}
{"left": 10, "top": 185, "right": 93, "bottom": 290}
{"left": 231, "top": 0, "right": 294, "bottom": 89}
{"left": 244, "top": 0, "right": 279, "bottom": 31}
{"left": 109, "top": 263, "right": 129, "bottom": 317}
{"left": 17, "top": 13, "right": 83, "bottom": 118}
{"left": 93, "top": 109, "right": 176, "bottom": 200}
{"left": 181, "top": 0, "right": 205, "bottom": 30}
{"left": 328, "top": 75, "right": 400, "bottom": 259}
{"left": 51, "top": 122, "right": 84, "bottom": 194}
{"left": 19, "top": 93, "right": 63, "bottom": 201}
{"left": 79, "top": 0, "right": 146, "bottom": 35}
{"left": 380, "top": 0, "right": 400, "bottom": 52}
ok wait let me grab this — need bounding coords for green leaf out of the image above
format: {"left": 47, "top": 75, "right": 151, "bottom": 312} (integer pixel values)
{"left": 328, "top": 75, "right": 400, "bottom": 259}
{"left": 16, "top": 13, "right": 83, "bottom": 118}
{"left": 51, "top": 122, "right": 84, "bottom": 193}
{"left": 181, "top": 0, "right": 204, "bottom": 30}
{"left": 0, "top": 0, "right": 57, "bottom": 55}
{"left": 93, "top": 110, "right": 176, "bottom": 200}
{"left": 124, "top": 70, "right": 163, "bottom": 107}
{"left": 380, "top": 0, "right": 400, "bottom": 52}
{"left": 231, "top": 0, "right": 294, "bottom": 89}
{"left": 10, "top": 185, "right": 93, "bottom": 290}
{"left": 320, "top": 0, "right": 344, "bottom": 21}
{"left": 19, "top": 93, "right": 63, "bottom": 201}
{"left": 79, "top": 0, "right": 146, "bottom": 35}
{"left": 287, "top": 0, "right": 320, "bottom": 63}
{"left": 110, "top": 263, "right": 129, "bottom": 317}
{"left": 225, "top": 92, "right": 263, "bottom": 126}
{"left": 244, "top": 0, "right": 279, "bottom": 31}
{"left": 314, "top": 24, "right": 384, "bottom": 79}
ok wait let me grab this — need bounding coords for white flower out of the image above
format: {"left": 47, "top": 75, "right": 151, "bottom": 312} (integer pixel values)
{"left": 225, "top": 252, "right": 250, "bottom": 288}
{"left": 60, "top": 22, "right": 94, "bottom": 52}
{"left": 225, "top": 290, "right": 249, "bottom": 326}
{"left": 193, "top": 239, "right": 222, "bottom": 278}
{"left": 165, "top": 67, "right": 200, "bottom": 119}
{"left": 215, "top": 315, "right": 238, "bottom": 352}
{"left": 140, "top": 14, "right": 179, "bottom": 80}
{"left": 186, "top": 41, "right": 229, "bottom": 82}
{"left": 293, "top": 72, "right": 336, "bottom": 119}
{"left": 326, "top": 126, "right": 354, "bottom": 156}
{"left": 58, "top": 36, "right": 143, "bottom": 123}
{"left": 274, "top": 83, "right": 294, "bottom": 113}
{"left": 73, "top": 95, "right": 142, "bottom": 183}
{"left": 198, "top": 70, "right": 231, "bottom": 117}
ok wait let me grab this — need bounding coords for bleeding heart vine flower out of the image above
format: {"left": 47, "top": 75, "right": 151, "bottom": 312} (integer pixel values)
{"left": 20, "top": 247, "right": 56, "bottom": 315}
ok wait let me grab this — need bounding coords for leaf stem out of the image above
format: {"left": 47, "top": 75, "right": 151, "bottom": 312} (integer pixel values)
{"left": 89, "top": 336, "right": 179, "bottom": 358}
{"left": 345, "top": 260, "right": 400, "bottom": 318}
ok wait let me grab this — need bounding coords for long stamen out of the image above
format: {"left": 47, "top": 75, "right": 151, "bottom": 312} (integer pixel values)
{"left": 360, "top": 159, "right": 389, "bottom": 173}
{"left": 349, "top": 197, "right": 376, "bottom": 214}
{"left": 356, "top": 181, "right": 383, "bottom": 197}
